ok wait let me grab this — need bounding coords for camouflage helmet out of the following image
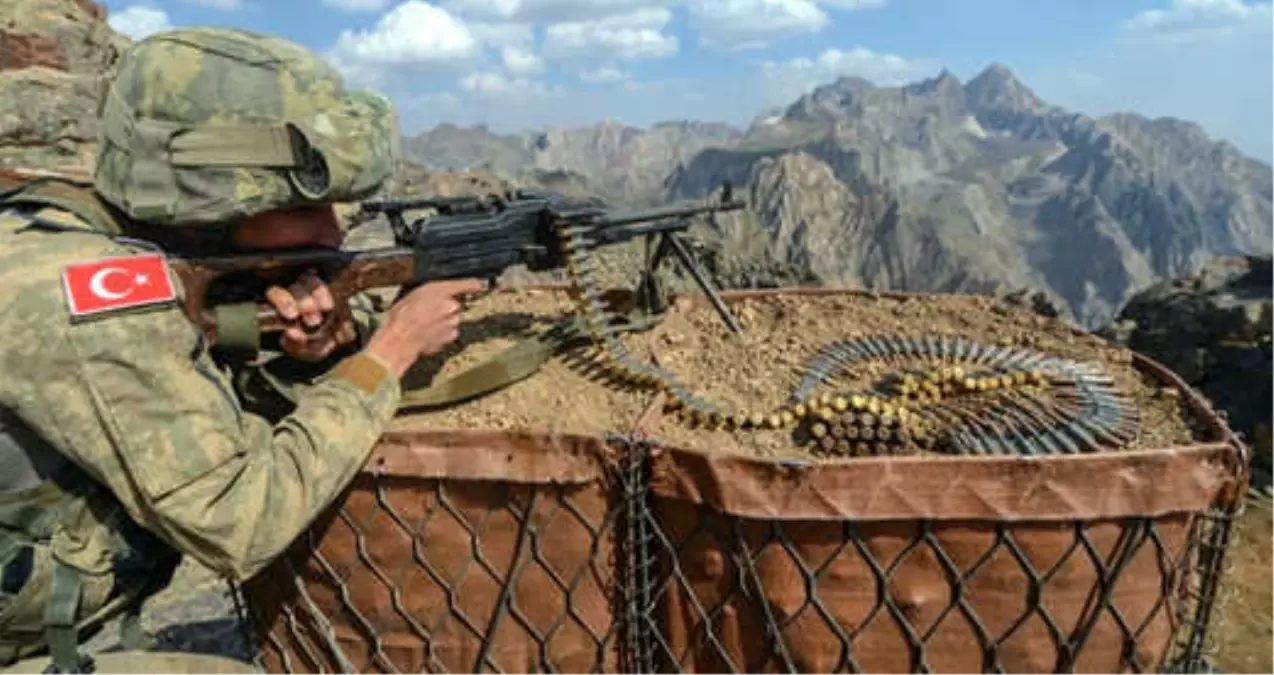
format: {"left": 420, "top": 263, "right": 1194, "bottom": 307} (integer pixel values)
{"left": 93, "top": 27, "right": 400, "bottom": 227}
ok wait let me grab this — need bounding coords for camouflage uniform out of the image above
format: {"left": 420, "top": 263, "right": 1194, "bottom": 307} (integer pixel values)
{"left": 0, "top": 27, "right": 403, "bottom": 673}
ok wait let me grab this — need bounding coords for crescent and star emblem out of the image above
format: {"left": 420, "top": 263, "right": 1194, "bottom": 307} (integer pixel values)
{"left": 62, "top": 253, "right": 175, "bottom": 319}
{"left": 88, "top": 267, "right": 150, "bottom": 300}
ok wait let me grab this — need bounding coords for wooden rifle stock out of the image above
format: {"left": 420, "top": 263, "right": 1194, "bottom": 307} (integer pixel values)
{"left": 167, "top": 246, "right": 417, "bottom": 348}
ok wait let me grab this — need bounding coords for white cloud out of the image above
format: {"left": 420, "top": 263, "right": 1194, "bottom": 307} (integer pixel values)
{"left": 580, "top": 66, "right": 628, "bottom": 82}
{"left": 467, "top": 21, "right": 536, "bottom": 47}
{"left": 458, "top": 71, "right": 559, "bottom": 100}
{"left": 329, "top": 1, "right": 481, "bottom": 71}
{"left": 441, "top": 0, "right": 674, "bottom": 23}
{"left": 1122, "top": 0, "right": 1272, "bottom": 44}
{"left": 542, "top": 8, "right": 678, "bottom": 62}
{"left": 757, "top": 46, "right": 932, "bottom": 104}
{"left": 108, "top": 5, "right": 173, "bottom": 39}
{"left": 322, "top": 0, "right": 393, "bottom": 11}
{"left": 501, "top": 46, "right": 545, "bottom": 75}
{"left": 688, "top": 0, "right": 829, "bottom": 50}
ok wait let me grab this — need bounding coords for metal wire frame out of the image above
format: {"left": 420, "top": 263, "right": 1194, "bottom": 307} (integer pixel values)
{"left": 621, "top": 433, "right": 1248, "bottom": 667}
{"left": 234, "top": 431, "right": 1243, "bottom": 674}
{"left": 241, "top": 460, "right": 631, "bottom": 674}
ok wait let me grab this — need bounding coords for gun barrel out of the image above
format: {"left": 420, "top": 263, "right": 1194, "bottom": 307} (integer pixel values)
{"left": 594, "top": 198, "right": 746, "bottom": 227}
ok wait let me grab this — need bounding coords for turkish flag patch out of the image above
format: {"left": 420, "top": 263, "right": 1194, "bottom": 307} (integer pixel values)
{"left": 62, "top": 253, "right": 178, "bottom": 319}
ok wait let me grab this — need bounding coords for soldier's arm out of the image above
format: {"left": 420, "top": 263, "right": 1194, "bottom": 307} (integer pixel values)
{"left": 60, "top": 299, "right": 401, "bottom": 582}
{"left": 226, "top": 289, "right": 390, "bottom": 421}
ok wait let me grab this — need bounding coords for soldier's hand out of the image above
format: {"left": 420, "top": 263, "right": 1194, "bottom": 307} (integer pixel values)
{"left": 265, "top": 268, "right": 358, "bottom": 362}
{"left": 364, "top": 278, "right": 488, "bottom": 378}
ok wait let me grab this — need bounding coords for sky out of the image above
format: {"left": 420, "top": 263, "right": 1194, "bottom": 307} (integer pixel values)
{"left": 100, "top": 0, "right": 1273, "bottom": 163}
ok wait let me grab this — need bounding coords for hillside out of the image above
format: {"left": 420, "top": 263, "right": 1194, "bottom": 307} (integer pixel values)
{"left": 406, "top": 66, "right": 1273, "bottom": 328}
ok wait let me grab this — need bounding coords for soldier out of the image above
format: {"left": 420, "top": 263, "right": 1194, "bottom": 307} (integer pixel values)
{"left": 0, "top": 27, "right": 484, "bottom": 673}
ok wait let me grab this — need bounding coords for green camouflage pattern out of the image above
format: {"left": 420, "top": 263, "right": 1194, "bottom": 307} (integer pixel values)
{"left": 94, "top": 27, "right": 400, "bottom": 227}
{"left": 0, "top": 203, "right": 402, "bottom": 658}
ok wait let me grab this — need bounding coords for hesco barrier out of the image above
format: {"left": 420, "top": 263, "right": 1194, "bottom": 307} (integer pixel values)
{"left": 240, "top": 287, "right": 1249, "bottom": 674}
{"left": 244, "top": 430, "right": 629, "bottom": 673}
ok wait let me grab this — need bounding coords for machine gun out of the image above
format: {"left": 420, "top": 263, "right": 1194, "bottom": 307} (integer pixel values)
{"left": 169, "top": 182, "right": 746, "bottom": 353}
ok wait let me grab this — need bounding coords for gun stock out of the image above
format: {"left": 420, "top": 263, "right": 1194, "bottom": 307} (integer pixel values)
{"left": 168, "top": 247, "right": 418, "bottom": 348}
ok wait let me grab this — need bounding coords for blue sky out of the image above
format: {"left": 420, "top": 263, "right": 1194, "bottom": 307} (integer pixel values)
{"left": 102, "top": 0, "right": 1273, "bottom": 162}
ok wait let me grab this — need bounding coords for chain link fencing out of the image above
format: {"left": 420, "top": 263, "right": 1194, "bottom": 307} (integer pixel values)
{"left": 629, "top": 442, "right": 1240, "bottom": 674}
{"left": 243, "top": 431, "right": 632, "bottom": 673}
{"left": 238, "top": 344, "right": 1248, "bottom": 675}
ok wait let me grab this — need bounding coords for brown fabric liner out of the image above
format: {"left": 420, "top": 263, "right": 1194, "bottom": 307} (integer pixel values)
{"left": 647, "top": 443, "right": 1237, "bottom": 522}
{"left": 653, "top": 500, "right": 1199, "bottom": 674}
{"left": 370, "top": 428, "right": 614, "bottom": 484}
{"left": 248, "top": 429, "right": 623, "bottom": 674}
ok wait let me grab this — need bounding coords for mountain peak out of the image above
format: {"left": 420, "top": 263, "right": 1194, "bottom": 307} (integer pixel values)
{"left": 906, "top": 68, "right": 963, "bottom": 94}
{"left": 977, "top": 62, "right": 1017, "bottom": 82}
{"left": 966, "top": 62, "right": 1046, "bottom": 114}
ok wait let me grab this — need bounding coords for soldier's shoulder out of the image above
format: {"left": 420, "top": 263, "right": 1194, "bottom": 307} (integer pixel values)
{"left": 0, "top": 205, "right": 188, "bottom": 336}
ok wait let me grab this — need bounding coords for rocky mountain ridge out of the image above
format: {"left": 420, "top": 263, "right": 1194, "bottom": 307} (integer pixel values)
{"left": 0, "top": 0, "right": 127, "bottom": 171}
{"left": 406, "top": 64, "right": 1273, "bottom": 329}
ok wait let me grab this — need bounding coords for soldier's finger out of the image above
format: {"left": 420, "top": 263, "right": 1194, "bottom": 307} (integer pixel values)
{"left": 337, "top": 321, "right": 357, "bottom": 346}
{"left": 429, "top": 278, "right": 489, "bottom": 299}
{"left": 266, "top": 286, "right": 299, "bottom": 321}
{"left": 309, "top": 337, "right": 337, "bottom": 361}
{"left": 299, "top": 270, "right": 335, "bottom": 313}
{"left": 289, "top": 278, "right": 321, "bottom": 327}
{"left": 282, "top": 327, "right": 307, "bottom": 353}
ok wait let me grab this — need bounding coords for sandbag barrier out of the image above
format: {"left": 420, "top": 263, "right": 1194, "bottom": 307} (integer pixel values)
{"left": 238, "top": 288, "right": 1248, "bottom": 674}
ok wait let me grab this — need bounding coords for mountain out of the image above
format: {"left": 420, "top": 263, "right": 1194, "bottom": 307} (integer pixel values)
{"left": 406, "top": 119, "right": 743, "bottom": 206}
{"left": 0, "top": 0, "right": 128, "bottom": 172}
{"left": 405, "top": 64, "right": 1273, "bottom": 328}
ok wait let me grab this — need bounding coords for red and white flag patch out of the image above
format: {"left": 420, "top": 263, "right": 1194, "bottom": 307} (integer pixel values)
{"left": 62, "top": 253, "right": 178, "bottom": 319}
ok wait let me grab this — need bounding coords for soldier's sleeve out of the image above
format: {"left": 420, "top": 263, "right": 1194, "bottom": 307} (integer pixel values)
{"left": 59, "top": 298, "right": 402, "bottom": 582}
{"left": 226, "top": 289, "right": 392, "bottom": 422}
{"left": 349, "top": 288, "right": 390, "bottom": 346}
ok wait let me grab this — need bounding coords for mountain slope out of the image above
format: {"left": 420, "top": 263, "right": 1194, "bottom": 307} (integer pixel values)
{"left": 407, "top": 64, "right": 1273, "bottom": 327}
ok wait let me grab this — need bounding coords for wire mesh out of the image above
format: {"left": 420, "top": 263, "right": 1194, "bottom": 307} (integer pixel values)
{"left": 1161, "top": 502, "right": 1243, "bottom": 674}
{"left": 239, "top": 434, "right": 1243, "bottom": 675}
{"left": 637, "top": 496, "right": 1207, "bottom": 674}
{"left": 244, "top": 454, "right": 627, "bottom": 674}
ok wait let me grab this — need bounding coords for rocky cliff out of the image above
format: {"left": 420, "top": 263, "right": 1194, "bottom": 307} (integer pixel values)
{"left": 408, "top": 65, "right": 1273, "bottom": 329}
{"left": 0, "top": 0, "right": 127, "bottom": 171}
{"left": 1099, "top": 255, "right": 1272, "bottom": 495}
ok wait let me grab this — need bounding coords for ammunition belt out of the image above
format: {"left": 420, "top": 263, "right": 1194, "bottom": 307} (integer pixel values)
{"left": 555, "top": 221, "right": 1142, "bottom": 457}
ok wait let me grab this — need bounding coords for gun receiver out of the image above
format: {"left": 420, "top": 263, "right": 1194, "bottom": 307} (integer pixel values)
{"left": 169, "top": 182, "right": 746, "bottom": 351}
